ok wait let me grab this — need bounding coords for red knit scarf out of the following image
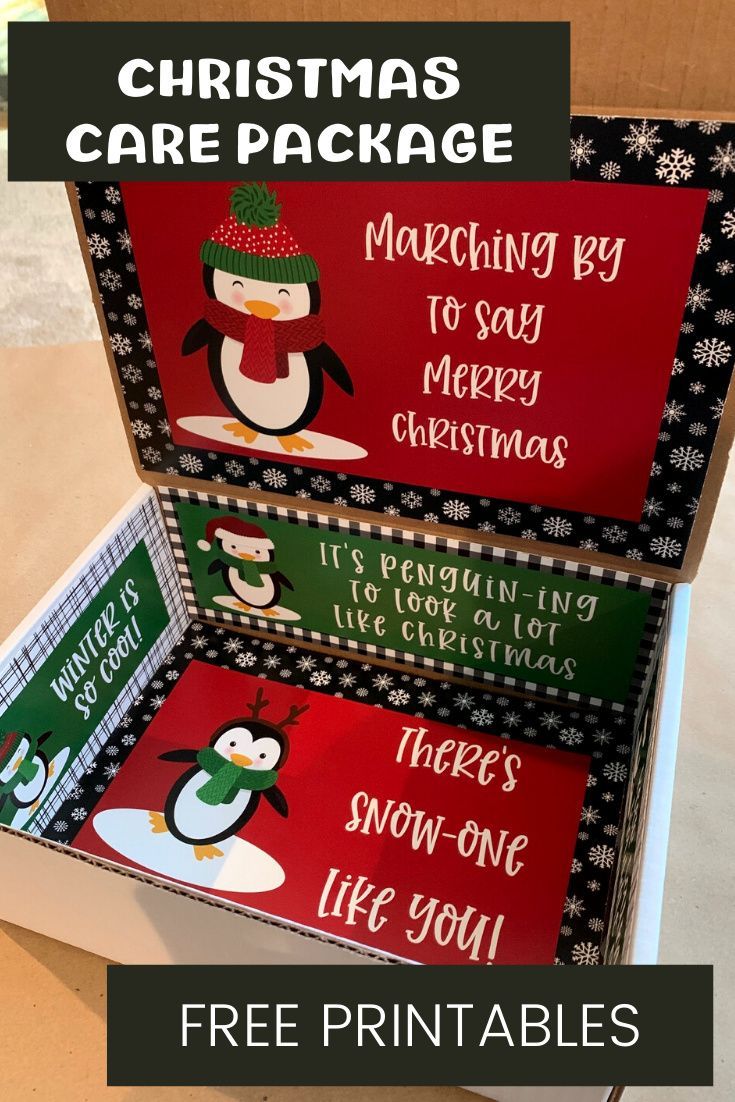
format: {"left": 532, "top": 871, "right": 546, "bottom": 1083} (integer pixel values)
{"left": 204, "top": 300, "right": 326, "bottom": 383}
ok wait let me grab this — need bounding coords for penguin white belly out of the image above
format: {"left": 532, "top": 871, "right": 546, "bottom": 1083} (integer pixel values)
{"left": 221, "top": 340, "right": 311, "bottom": 431}
{"left": 172, "top": 771, "right": 252, "bottom": 842}
{"left": 228, "top": 567, "right": 276, "bottom": 608}
{"left": 13, "top": 756, "right": 47, "bottom": 805}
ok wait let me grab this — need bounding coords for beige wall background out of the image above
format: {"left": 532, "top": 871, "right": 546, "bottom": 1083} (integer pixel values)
{"left": 45, "top": 0, "right": 735, "bottom": 116}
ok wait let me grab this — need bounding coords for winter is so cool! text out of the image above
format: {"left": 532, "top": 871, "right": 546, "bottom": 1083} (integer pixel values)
{"left": 48, "top": 577, "right": 145, "bottom": 720}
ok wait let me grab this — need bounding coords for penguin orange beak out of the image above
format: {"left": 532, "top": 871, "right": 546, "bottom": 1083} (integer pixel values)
{"left": 230, "top": 753, "right": 253, "bottom": 767}
{"left": 238, "top": 553, "right": 255, "bottom": 560}
{"left": 245, "top": 299, "right": 280, "bottom": 320}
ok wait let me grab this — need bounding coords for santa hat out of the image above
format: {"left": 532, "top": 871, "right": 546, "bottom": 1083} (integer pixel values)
{"left": 197, "top": 516, "right": 274, "bottom": 554}
{"left": 0, "top": 731, "right": 23, "bottom": 772}
{"left": 200, "top": 181, "right": 319, "bottom": 286}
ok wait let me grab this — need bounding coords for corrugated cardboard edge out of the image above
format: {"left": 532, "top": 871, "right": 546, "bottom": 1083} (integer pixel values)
{"left": 576, "top": 107, "right": 735, "bottom": 123}
{"left": 681, "top": 372, "right": 735, "bottom": 578}
{"left": 0, "top": 823, "right": 388, "bottom": 964}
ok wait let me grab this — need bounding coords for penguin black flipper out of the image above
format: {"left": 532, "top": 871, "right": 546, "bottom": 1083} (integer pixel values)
{"left": 159, "top": 749, "right": 199, "bottom": 763}
{"left": 37, "top": 730, "right": 53, "bottom": 748}
{"left": 182, "top": 318, "right": 216, "bottom": 357}
{"left": 270, "top": 571, "right": 294, "bottom": 593}
{"left": 263, "top": 785, "right": 288, "bottom": 818}
{"left": 207, "top": 559, "right": 229, "bottom": 577}
{"left": 309, "top": 344, "right": 354, "bottom": 396}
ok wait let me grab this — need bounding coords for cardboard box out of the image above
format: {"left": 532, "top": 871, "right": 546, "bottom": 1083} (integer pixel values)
{"left": 4, "top": 12, "right": 735, "bottom": 1089}
{"left": 0, "top": 484, "right": 694, "bottom": 1102}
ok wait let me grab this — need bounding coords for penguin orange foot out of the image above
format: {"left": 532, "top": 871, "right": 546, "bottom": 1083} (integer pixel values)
{"left": 194, "top": 844, "right": 224, "bottom": 862}
{"left": 262, "top": 608, "right": 280, "bottom": 617}
{"left": 30, "top": 800, "right": 40, "bottom": 812}
{"left": 278, "top": 434, "right": 313, "bottom": 454}
{"left": 48, "top": 761, "right": 55, "bottom": 777}
{"left": 234, "top": 601, "right": 252, "bottom": 612}
{"left": 223, "top": 421, "right": 259, "bottom": 444}
{"left": 148, "top": 811, "right": 168, "bottom": 834}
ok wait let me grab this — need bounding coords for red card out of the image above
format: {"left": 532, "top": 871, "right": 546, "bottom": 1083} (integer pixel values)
{"left": 123, "top": 180, "right": 705, "bottom": 521}
{"left": 74, "top": 661, "right": 590, "bottom": 964}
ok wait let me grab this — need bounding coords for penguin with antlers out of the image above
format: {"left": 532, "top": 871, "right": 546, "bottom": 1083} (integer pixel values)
{"left": 150, "top": 688, "right": 308, "bottom": 861}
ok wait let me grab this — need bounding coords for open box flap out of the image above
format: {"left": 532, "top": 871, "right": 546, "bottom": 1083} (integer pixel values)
{"left": 0, "top": 487, "right": 189, "bottom": 836}
{"left": 70, "top": 114, "right": 735, "bottom": 582}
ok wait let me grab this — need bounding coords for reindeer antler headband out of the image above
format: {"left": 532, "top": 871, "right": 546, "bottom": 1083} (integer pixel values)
{"left": 246, "top": 687, "right": 309, "bottom": 732}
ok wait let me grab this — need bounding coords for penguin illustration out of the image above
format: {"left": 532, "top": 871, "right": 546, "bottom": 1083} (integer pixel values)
{"left": 197, "top": 516, "right": 293, "bottom": 617}
{"left": 182, "top": 181, "right": 353, "bottom": 455}
{"left": 0, "top": 730, "right": 53, "bottom": 818}
{"left": 151, "top": 689, "right": 307, "bottom": 862}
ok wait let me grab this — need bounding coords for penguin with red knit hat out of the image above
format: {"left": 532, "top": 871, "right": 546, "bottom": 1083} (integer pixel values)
{"left": 198, "top": 515, "right": 295, "bottom": 619}
{"left": 182, "top": 181, "right": 353, "bottom": 456}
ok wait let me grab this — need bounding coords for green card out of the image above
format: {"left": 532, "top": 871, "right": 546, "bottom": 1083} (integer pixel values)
{"left": 173, "top": 499, "right": 655, "bottom": 704}
{"left": 0, "top": 540, "right": 170, "bottom": 829}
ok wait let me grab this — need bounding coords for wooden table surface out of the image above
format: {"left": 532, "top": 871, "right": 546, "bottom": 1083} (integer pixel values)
{"left": 0, "top": 341, "right": 732, "bottom": 1102}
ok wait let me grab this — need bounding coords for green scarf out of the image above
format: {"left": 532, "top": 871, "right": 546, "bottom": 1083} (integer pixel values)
{"left": 227, "top": 557, "right": 278, "bottom": 588}
{"left": 229, "top": 558, "right": 263, "bottom": 587}
{"left": 0, "top": 734, "right": 39, "bottom": 797}
{"left": 196, "top": 747, "right": 278, "bottom": 806}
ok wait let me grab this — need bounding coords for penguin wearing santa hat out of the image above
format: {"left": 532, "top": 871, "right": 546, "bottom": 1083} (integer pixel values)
{"left": 182, "top": 181, "right": 353, "bottom": 455}
{"left": 198, "top": 515, "right": 293, "bottom": 617}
